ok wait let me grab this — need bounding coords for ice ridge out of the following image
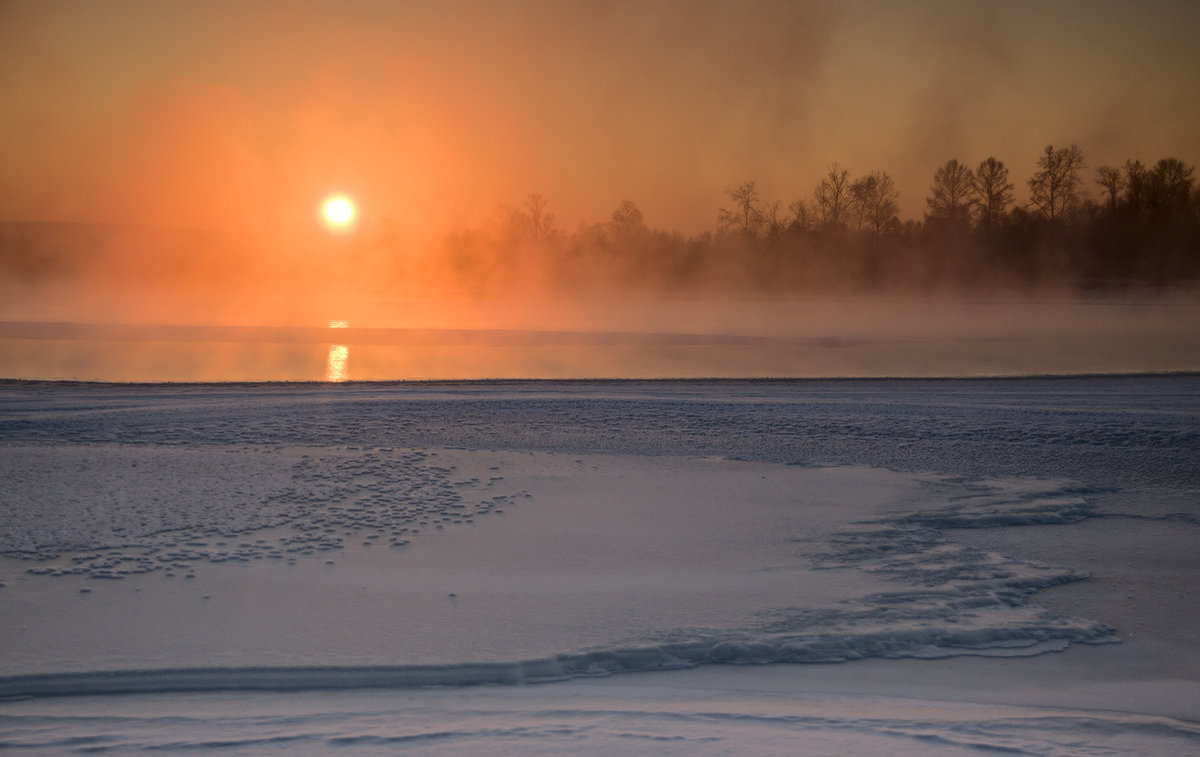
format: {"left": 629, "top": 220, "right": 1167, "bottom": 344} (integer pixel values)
{"left": 0, "top": 610, "right": 1116, "bottom": 700}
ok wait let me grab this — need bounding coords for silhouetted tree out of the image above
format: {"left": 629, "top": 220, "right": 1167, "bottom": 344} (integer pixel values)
{"left": 926, "top": 159, "right": 975, "bottom": 225}
{"left": 814, "top": 165, "right": 853, "bottom": 232}
{"left": 608, "top": 199, "right": 645, "bottom": 242}
{"left": 1123, "top": 159, "right": 1150, "bottom": 218}
{"left": 525, "top": 193, "right": 555, "bottom": 242}
{"left": 1028, "top": 144, "right": 1085, "bottom": 221}
{"left": 971, "top": 157, "right": 1014, "bottom": 228}
{"left": 851, "top": 171, "right": 900, "bottom": 238}
{"left": 763, "top": 199, "right": 786, "bottom": 241}
{"left": 787, "top": 198, "right": 814, "bottom": 233}
{"left": 1147, "top": 158, "right": 1195, "bottom": 219}
{"left": 422, "top": 142, "right": 1199, "bottom": 295}
{"left": 1096, "top": 165, "right": 1123, "bottom": 212}
{"left": 717, "top": 181, "right": 764, "bottom": 238}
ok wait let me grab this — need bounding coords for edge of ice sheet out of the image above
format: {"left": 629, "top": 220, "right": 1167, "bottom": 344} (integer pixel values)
{"left": 0, "top": 624, "right": 1115, "bottom": 700}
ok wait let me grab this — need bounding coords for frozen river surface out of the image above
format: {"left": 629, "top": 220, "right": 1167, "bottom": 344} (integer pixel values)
{"left": 1, "top": 377, "right": 1198, "bottom": 754}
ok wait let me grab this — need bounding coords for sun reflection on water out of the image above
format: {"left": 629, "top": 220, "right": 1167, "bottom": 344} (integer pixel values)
{"left": 324, "top": 321, "right": 350, "bottom": 381}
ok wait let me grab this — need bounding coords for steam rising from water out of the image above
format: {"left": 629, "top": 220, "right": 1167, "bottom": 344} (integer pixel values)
{"left": 0, "top": 215, "right": 1196, "bottom": 382}
{"left": 1, "top": 285, "right": 1198, "bottom": 381}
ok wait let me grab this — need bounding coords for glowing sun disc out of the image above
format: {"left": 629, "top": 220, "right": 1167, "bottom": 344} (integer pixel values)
{"left": 323, "top": 197, "right": 355, "bottom": 225}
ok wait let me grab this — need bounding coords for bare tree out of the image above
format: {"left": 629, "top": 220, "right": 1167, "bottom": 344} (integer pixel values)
{"left": 813, "top": 165, "right": 852, "bottom": 231}
{"left": 1123, "top": 159, "right": 1149, "bottom": 217}
{"left": 763, "top": 199, "right": 786, "bottom": 241}
{"left": 717, "top": 181, "right": 764, "bottom": 238}
{"left": 609, "top": 199, "right": 645, "bottom": 242}
{"left": 1148, "top": 157, "right": 1196, "bottom": 217}
{"left": 972, "top": 157, "right": 1014, "bottom": 228}
{"left": 525, "top": 193, "right": 555, "bottom": 242}
{"left": 787, "top": 198, "right": 813, "bottom": 232}
{"left": 849, "top": 178, "right": 869, "bottom": 233}
{"left": 1028, "top": 144, "right": 1085, "bottom": 221}
{"left": 851, "top": 171, "right": 900, "bottom": 238}
{"left": 926, "top": 159, "right": 975, "bottom": 225}
{"left": 1096, "top": 166, "right": 1123, "bottom": 211}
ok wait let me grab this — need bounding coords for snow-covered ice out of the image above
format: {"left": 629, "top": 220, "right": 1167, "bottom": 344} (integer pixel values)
{"left": 1, "top": 376, "right": 1198, "bottom": 754}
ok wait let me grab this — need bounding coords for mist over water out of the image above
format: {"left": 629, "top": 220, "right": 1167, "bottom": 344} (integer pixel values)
{"left": 1, "top": 196, "right": 1198, "bottom": 382}
{"left": 2, "top": 277, "right": 1198, "bottom": 381}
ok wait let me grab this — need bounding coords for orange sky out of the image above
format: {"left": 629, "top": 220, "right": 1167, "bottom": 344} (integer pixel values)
{"left": 2, "top": 0, "right": 1199, "bottom": 240}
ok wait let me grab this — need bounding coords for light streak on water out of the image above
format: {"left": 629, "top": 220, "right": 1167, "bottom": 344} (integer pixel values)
{"left": 325, "top": 320, "right": 350, "bottom": 381}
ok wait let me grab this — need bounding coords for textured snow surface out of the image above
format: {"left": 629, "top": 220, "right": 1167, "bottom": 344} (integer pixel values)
{"left": 1, "top": 377, "right": 1197, "bottom": 754}
{"left": 4, "top": 685, "right": 1200, "bottom": 757}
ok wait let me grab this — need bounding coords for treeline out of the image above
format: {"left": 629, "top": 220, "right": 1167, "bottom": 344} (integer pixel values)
{"left": 2, "top": 145, "right": 1198, "bottom": 296}
{"left": 442, "top": 145, "right": 1200, "bottom": 293}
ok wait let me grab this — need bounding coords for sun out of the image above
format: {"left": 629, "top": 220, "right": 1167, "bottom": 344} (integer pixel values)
{"left": 322, "top": 196, "right": 355, "bottom": 227}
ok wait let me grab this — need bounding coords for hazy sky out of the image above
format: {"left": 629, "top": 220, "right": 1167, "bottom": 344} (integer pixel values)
{"left": 2, "top": 0, "right": 1198, "bottom": 239}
